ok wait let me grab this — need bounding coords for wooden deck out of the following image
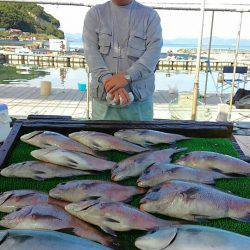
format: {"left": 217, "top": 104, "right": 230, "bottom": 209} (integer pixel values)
{"left": 0, "top": 84, "right": 249, "bottom": 122}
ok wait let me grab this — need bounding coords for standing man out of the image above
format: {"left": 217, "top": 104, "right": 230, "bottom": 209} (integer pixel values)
{"left": 83, "top": 0, "right": 163, "bottom": 121}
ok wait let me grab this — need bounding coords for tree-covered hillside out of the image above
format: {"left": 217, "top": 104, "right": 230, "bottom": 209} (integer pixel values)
{"left": 0, "top": 3, "right": 64, "bottom": 39}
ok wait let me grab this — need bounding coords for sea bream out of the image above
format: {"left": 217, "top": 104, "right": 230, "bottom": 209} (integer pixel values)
{"left": 112, "top": 148, "right": 186, "bottom": 181}
{"left": 1, "top": 161, "right": 88, "bottom": 180}
{"left": 175, "top": 151, "right": 250, "bottom": 176}
{"left": 49, "top": 180, "right": 145, "bottom": 203}
{"left": 140, "top": 180, "right": 250, "bottom": 222}
{"left": 135, "top": 225, "right": 250, "bottom": 250}
{"left": 69, "top": 131, "right": 146, "bottom": 153}
{"left": 20, "top": 131, "right": 98, "bottom": 156}
{"left": 114, "top": 129, "right": 190, "bottom": 147}
{"left": 0, "top": 190, "right": 49, "bottom": 213}
{"left": 65, "top": 200, "right": 181, "bottom": 235}
{"left": 0, "top": 189, "right": 69, "bottom": 213}
{"left": 0, "top": 204, "right": 113, "bottom": 247}
{"left": 137, "top": 163, "right": 230, "bottom": 187}
{"left": 0, "top": 230, "right": 112, "bottom": 250}
{"left": 31, "top": 148, "right": 116, "bottom": 172}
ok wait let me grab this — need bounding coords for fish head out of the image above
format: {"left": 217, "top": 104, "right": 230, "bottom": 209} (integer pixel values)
{"left": 114, "top": 130, "right": 135, "bottom": 140}
{"left": 175, "top": 152, "right": 195, "bottom": 166}
{"left": 0, "top": 191, "right": 14, "bottom": 208}
{"left": 0, "top": 206, "right": 32, "bottom": 228}
{"left": 31, "top": 148, "right": 53, "bottom": 160}
{"left": 20, "top": 131, "right": 44, "bottom": 143}
{"left": 65, "top": 200, "right": 105, "bottom": 225}
{"left": 137, "top": 164, "right": 163, "bottom": 186}
{"left": 135, "top": 227, "right": 178, "bottom": 250}
{"left": 1, "top": 162, "right": 28, "bottom": 177}
{"left": 140, "top": 182, "right": 179, "bottom": 211}
{"left": 111, "top": 163, "right": 129, "bottom": 181}
{"left": 49, "top": 181, "right": 86, "bottom": 202}
{"left": 139, "top": 188, "right": 162, "bottom": 211}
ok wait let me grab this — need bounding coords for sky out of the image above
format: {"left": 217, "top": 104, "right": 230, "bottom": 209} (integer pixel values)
{"left": 42, "top": 0, "right": 250, "bottom": 39}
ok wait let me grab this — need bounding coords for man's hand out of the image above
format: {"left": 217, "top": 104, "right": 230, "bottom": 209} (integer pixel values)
{"left": 104, "top": 73, "right": 128, "bottom": 95}
{"left": 111, "top": 88, "right": 130, "bottom": 105}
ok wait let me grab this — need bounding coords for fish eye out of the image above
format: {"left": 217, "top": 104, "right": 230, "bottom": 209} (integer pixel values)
{"left": 152, "top": 186, "right": 161, "bottom": 192}
{"left": 60, "top": 183, "right": 66, "bottom": 185}
{"left": 144, "top": 169, "right": 151, "bottom": 174}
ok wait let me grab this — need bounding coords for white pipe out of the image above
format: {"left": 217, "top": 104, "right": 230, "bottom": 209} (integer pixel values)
{"left": 228, "top": 12, "right": 243, "bottom": 121}
{"left": 86, "top": 66, "right": 91, "bottom": 120}
{"left": 203, "top": 11, "right": 214, "bottom": 105}
{"left": 191, "top": 0, "right": 206, "bottom": 120}
{"left": 0, "top": 0, "right": 250, "bottom": 12}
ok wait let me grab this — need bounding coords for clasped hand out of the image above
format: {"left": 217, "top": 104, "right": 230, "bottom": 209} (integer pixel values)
{"left": 104, "top": 73, "right": 129, "bottom": 105}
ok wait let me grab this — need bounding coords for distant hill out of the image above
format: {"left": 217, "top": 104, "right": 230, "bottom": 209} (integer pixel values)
{"left": 0, "top": 3, "right": 64, "bottom": 39}
{"left": 163, "top": 37, "right": 250, "bottom": 47}
{"left": 66, "top": 33, "right": 250, "bottom": 48}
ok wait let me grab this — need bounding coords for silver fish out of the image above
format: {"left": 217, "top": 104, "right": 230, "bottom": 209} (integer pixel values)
{"left": 20, "top": 131, "right": 98, "bottom": 156}
{"left": 137, "top": 163, "right": 229, "bottom": 187}
{"left": 135, "top": 225, "right": 250, "bottom": 250}
{"left": 176, "top": 151, "right": 250, "bottom": 176}
{"left": 0, "top": 190, "right": 49, "bottom": 213}
{"left": 69, "top": 131, "right": 146, "bottom": 153}
{"left": 114, "top": 129, "right": 190, "bottom": 147}
{"left": 65, "top": 200, "right": 180, "bottom": 235}
{"left": 49, "top": 180, "right": 145, "bottom": 203}
{"left": 0, "top": 229, "right": 112, "bottom": 250}
{"left": 140, "top": 180, "right": 250, "bottom": 222}
{"left": 0, "top": 204, "right": 114, "bottom": 247}
{"left": 31, "top": 148, "right": 116, "bottom": 171}
{"left": 0, "top": 189, "right": 68, "bottom": 213}
{"left": 1, "top": 161, "right": 88, "bottom": 180}
{"left": 112, "top": 148, "right": 185, "bottom": 181}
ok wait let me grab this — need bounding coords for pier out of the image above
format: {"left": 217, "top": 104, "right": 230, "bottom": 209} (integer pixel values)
{"left": 3, "top": 52, "right": 249, "bottom": 71}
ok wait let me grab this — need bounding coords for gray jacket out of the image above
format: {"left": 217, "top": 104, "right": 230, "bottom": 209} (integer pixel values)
{"left": 83, "top": 0, "right": 163, "bottom": 101}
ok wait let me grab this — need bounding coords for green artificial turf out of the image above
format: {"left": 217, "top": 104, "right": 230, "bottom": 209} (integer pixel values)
{"left": 0, "top": 136, "right": 250, "bottom": 249}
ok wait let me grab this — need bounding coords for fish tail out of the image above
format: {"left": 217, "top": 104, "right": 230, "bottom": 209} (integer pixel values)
{"left": 72, "top": 226, "right": 114, "bottom": 247}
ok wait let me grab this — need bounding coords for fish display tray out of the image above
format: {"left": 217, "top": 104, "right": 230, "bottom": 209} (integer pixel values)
{"left": 0, "top": 117, "right": 249, "bottom": 249}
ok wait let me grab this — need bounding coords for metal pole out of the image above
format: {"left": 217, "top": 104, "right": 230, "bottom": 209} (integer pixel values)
{"left": 228, "top": 11, "right": 243, "bottom": 121}
{"left": 191, "top": 0, "right": 206, "bottom": 120}
{"left": 86, "top": 66, "right": 91, "bottom": 120}
{"left": 203, "top": 11, "right": 214, "bottom": 105}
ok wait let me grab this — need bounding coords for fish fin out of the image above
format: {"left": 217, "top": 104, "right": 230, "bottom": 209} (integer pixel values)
{"left": 56, "top": 228, "right": 75, "bottom": 235}
{"left": 101, "top": 226, "right": 117, "bottom": 237}
{"left": 104, "top": 217, "right": 120, "bottom": 224}
{"left": 190, "top": 214, "right": 211, "bottom": 222}
{"left": 80, "top": 196, "right": 101, "bottom": 201}
{"left": 32, "top": 175, "right": 45, "bottom": 181}
{"left": 7, "top": 234, "right": 33, "bottom": 243}
{"left": 91, "top": 142, "right": 103, "bottom": 151}
{"left": 180, "top": 187, "right": 199, "bottom": 201}
{"left": 34, "top": 170, "right": 46, "bottom": 175}
{"left": 233, "top": 213, "right": 250, "bottom": 223}
{"left": 210, "top": 168, "right": 224, "bottom": 174}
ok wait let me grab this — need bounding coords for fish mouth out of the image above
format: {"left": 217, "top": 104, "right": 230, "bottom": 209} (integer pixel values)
{"left": 48, "top": 189, "right": 61, "bottom": 198}
{"left": 136, "top": 179, "right": 143, "bottom": 187}
{"left": 111, "top": 173, "right": 118, "bottom": 181}
{"left": 139, "top": 204, "right": 145, "bottom": 211}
